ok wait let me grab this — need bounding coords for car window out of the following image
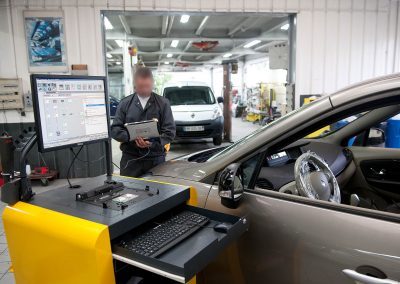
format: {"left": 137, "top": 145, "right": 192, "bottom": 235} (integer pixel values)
{"left": 163, "top": 86, "right": 215, "bottom": 106}
{"left": 350, "top": 112, "right": 400, "bottom": 148}
{"left": 305, "top": 112, "right": 368, "bottom": 138}
{"left": 241, "top": 154, "right": 260, "bottom": 187}
{"left": 209, "top": 100, "right": 321, "bottom": 160}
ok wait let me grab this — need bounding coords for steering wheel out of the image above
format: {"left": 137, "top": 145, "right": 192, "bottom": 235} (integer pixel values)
{"left": 294, "top": 152, "right": 341, "bottom": 203}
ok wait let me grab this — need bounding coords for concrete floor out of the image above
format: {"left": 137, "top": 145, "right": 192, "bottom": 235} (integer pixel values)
{"left": 0, "top": 117, "right": 261, "bottom": 283}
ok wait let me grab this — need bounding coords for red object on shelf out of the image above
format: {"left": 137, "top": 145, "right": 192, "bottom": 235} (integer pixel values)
{"left": 34, "top": 166, "right": 49, "bottom": 175}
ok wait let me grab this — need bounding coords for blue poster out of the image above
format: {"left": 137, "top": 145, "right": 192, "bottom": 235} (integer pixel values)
{"left": 25, "top": 15, "right": 67, "bottom": 69}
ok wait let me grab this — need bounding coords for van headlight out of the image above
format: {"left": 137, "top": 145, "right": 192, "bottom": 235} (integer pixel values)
{"left": 212, "top": 107, "right": 222, "bottom": 119}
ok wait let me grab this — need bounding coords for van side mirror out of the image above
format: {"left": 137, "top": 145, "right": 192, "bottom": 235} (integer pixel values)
{"left": 218, "top": 163, "right": 244, "bottom": 209}
{"left": 367, "top": 128, "right": 385, "bottom": 146}
{"left": 217, "top": 97, "right": 224, "bottom": 104}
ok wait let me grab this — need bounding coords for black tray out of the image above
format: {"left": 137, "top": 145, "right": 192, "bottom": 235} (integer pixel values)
{"left": 112, "top": 205, "right": 249, "bottom": 283}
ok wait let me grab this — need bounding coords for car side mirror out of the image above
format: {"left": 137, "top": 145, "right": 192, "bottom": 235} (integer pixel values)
{"left": 218, "top": 163, "right": 244, "bottom": 209}
{"left": 217, "top": 97, "right": 224, "bottom": 104}
{"left": 367, "top": 128, "right": 385, "bottom": 146}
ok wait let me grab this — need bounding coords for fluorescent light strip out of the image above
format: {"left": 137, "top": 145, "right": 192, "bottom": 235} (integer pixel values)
{"left": 164, "top": 62, "right": 169, "bottom": 65}
{"left": 281, "top": 23, "right": 290, "bottom": 30}
{"left": 104, "top": 17, "right": 113, "bottom": 30}
{"left": 180, "top": 15, "right": 190, "bottom": 23}
{"left": 167, "top": 54, "right": 173, "bottom": 58}
{"left": 170, "top": 40, "right": 179, "bottom": 48}
{"left": 106, "top": 53, "right": 112, "bottom": 58}
{"left": 244, "top": 40, "right": 261, "bottom": 48}
{"left": 223, "top": 53, "right": 232, "bottom": 58}
{"left": 115, "top": 40, "right": 124, "bottom": 47}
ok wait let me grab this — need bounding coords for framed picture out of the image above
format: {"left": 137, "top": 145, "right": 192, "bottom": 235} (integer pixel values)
{"left": 24, "top": 10, "right": 68, "bottom": 73}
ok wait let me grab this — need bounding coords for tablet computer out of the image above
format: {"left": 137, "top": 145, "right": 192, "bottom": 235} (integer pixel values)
{"left": 124, "top": 120, "right": 160, "bottom": 141}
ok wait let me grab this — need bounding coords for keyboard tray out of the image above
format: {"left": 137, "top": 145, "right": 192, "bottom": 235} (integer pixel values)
{"left": 112, "top": 205, "right": 249, "bottom": 283}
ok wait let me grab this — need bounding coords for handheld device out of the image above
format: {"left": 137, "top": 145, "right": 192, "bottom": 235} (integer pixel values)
{"left": 124, "top": 119, "right": 160, "bottom": 141}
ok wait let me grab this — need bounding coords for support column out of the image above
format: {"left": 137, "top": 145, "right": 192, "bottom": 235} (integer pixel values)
{"left": 222, "top": 63, "right": 232, "bottom": 142}
{"left": 288, "top": 14, "right": 297, "bottom": 110}
{"left": 123, "top": 40, "right": 134, "bottom": 97}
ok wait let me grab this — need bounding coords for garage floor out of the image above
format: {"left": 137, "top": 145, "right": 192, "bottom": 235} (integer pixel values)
{"left": 0, "top": 117, "right": 261, "bottom": 283}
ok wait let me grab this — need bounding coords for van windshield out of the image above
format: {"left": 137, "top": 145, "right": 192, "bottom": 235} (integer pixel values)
{"left": 163, "top": 86, "right": 215, "bottom": 105}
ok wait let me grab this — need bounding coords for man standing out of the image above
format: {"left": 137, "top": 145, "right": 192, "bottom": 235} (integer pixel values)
{"left": 111, "top": 67, "right": 175, "bottom": 177}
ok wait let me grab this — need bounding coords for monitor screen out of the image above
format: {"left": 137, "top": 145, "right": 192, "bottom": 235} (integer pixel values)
{"left": 31, "top": 75, "right": 110, "bottom": 152}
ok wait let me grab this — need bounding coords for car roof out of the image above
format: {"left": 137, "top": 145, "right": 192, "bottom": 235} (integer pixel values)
{"left": 329, "top": 73, "right": 400, "bottom": 107}
{"left": 163, "top": 81, "right": 211, "bottom": 88}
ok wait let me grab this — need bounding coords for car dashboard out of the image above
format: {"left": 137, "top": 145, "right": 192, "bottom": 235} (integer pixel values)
{"left": 256, "top": 139, "right": 353, "bottom": 191}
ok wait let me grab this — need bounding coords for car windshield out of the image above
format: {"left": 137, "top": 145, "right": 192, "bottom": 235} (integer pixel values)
{"left": 209, "top": 101, "right": 319, "bottom": 160}
{"left": 164, "top": 86, "right": 215, "bottom": 106}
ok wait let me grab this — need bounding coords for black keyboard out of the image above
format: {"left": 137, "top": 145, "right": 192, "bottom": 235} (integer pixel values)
{"left": 118, "top": 211, "right": 209, "bottom": 257}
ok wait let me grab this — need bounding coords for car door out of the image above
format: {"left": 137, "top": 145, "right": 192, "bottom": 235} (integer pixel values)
{"left": 201, "top": 173, "right": 400, "bottom": 284}
{"left": 199, "top": 108, "right": 400, "bottom": 284}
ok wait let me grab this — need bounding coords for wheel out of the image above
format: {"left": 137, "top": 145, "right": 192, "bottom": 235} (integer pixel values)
{"left": 213, "top": 135, "right": 222, "bottom": 146}
{"left": 41, "top": 178, "right": 49, "bottom": 186}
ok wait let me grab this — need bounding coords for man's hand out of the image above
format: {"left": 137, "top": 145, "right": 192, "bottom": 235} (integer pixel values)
{"left": 135, "top": 137, "right": 151, "bottom": 148}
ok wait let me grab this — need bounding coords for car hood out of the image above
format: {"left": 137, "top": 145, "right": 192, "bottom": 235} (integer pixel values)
{"left": 171, "top": 105, "right": 219, "bottom": 122}
{"left": 150, "top": 160, "right": 207, "bottom": 182}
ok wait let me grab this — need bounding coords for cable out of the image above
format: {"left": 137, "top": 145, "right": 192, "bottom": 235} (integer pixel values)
{"left": 120, "top": 147, "right": 151, "bottom": 171}
{"left": 69, "top": 148, "right": 105, "bottom": 164}
{"left": 112, "top": 161, "right": 120, "bottom": 169}
{"left": 67, "top": 145, "right": 84, "bottom": 189}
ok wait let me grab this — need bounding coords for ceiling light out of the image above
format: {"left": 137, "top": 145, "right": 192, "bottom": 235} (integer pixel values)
{"left": 164, "top": 62, "right": 169, "bottom": 65}
{"left": 223, "top": 53, "right": 232, "bottom": 58}
{"left": 167, "top": 54, "right": 173, "bottom": 58}
{"left": 281, "top": 23, "right": 290, "bottom": 30}
{"left": 180, "top": 15, "right": 190, "bottom": 24}
{"left": 106, "top": 53, "right": 112, "bottom": 58}
{"left": 244, "top": 40, "right": 261, "bottom": 48}
{"left": 170, "top": 40, "right": 179, "bottom": 48}
{"left": 104, "top": 16, "right": 113, "bottom": 30}
{"left": 116, "top": 62, "right": 121, "bottom": 65}
{"left": 115, "top": 40, "right": 124, "bottom": 47}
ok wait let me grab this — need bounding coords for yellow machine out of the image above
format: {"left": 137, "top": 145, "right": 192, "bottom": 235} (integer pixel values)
{"left": 2, "top": 176, "right": 195, "bottom": 284}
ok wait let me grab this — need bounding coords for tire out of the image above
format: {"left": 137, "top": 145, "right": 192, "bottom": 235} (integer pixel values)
{"left": 213, "top": 135, "right": 222, "bottom": 146}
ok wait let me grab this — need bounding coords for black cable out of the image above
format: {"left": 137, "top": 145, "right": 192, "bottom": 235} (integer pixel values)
{"left": 112, "top": 161, "right": 120, "bottom": 169}
{"left": 69, "top": 148, "right": 105, "bottom": 164}
{"left": 67, "top": 145, "right": 84, "bottom": 189}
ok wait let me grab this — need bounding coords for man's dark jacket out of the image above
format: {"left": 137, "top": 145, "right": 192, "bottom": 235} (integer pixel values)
{"left": 111, "top": 92, "right": 176, "bottom": 158}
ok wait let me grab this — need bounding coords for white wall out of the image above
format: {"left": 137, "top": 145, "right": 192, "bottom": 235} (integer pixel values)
{"left": 1, "top": 0, "right": 399, "bottom": 122}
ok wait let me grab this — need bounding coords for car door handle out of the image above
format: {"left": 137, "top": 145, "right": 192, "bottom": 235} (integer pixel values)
{"left": 343, "top": 269, "right": 399, "bottom": 284}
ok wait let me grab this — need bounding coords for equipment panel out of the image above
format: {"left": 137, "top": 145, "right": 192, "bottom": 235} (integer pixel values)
{"left": 0, "top": 78, "right": 24, "bottom": 109}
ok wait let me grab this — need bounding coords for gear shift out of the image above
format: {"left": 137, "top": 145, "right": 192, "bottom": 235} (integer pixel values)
{"left": 350, "top": 194, "right": 360, "bottom": 207}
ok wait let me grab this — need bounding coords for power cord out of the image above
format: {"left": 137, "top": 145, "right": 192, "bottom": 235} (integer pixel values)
{"left": 69, "top": 148, "right": 105, "bottom": 164}
{"left": 120, "top": 148, "right": 151, "bottom": 171}
{"left": 67, "top": 145, "right": 84, "bottom": 189}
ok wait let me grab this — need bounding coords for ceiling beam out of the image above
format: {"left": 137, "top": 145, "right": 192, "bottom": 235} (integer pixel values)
{"left": 228, "top": 17, "right": 260, "bottom": 37}
{"left": 106, "top": 42, "right": 113, "bottom": 50}
{"left": 161, "top": 16, "right": 169, "bottom": 35}
{"left": 166, "top": 16, "right": 174, "bottom": 36}
{"left": 254, "top": 40, "right": 287, "bottom": 51}
{"left": 118, "top": 15, "right": 132, "bottom": 35}
{"left": 109, "top": 48, "right": 266, "bottom": 56}
{"left": 106, "top": 31, "right": 288, "bottom": 43}
{"left": 195, "top": 16, "right": 209, "bottom": 36}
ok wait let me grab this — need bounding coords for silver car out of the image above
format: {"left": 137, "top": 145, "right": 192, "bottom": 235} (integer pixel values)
{"left": 148, "top": 74, "right": 400, "bottom": 284}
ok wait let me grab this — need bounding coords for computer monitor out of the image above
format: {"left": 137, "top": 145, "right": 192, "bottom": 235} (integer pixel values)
{"left": 31, "top": 75, "right": 110, "bottom": 152}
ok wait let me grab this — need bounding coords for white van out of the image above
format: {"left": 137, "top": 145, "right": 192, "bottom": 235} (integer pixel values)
{"left": 162, "top": 82, "right": 224, "bottom": 145}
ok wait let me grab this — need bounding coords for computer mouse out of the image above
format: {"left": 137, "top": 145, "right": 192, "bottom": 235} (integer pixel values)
{"left": 213, "top": 222, "right": 231, "bottom": 233}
